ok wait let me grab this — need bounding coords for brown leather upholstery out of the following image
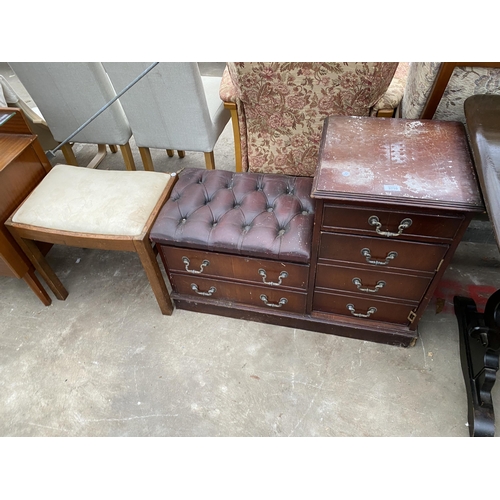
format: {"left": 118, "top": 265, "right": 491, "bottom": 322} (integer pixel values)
{"left": 151, "top": 168, "right": 316, "bottom": 264}
{"left": 464, "top": 95, "right": 500, "bottom": 248}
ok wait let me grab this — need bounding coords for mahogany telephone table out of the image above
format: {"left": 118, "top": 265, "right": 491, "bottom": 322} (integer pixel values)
{"left": 152, "top": 115, "right": 484, "bottom": 347}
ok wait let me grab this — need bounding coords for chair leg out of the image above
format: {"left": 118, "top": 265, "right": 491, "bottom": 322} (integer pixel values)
{"left": 86, "top": 144, "right": 108, "bottom": 169}
{"left": 227, "top": 104, "right": 242, "bottom": 172}
{"left": 109, "top": 144, "right": 118, "bottom": 153}
{"left": 204, "top": 151, "right": 215, "bottom": 170}
{"left": 61, "top": 143, "right": 78, "bottom": 166}
{"left": 10, "top": 233, "right": 68, "bottom": 301}
{"left": 120, "top": 142, "right": 136, "bottom": 171}
{"left": 177, "top": 151, "right": 185, "bottom": 158}
{"left": 166, "top": 149, "right": 174, "bottom": 157}
{"left": 376, "top": 108, "right": 396, "bottom": 118}
{"left": 139, "top": 147, "right": 155, "bottom": 171}
{"left": 23, "top": 268, "right": 52, "bottom": 306}
{"left": 134, "top": 237, "right": 173, "bottom": 315}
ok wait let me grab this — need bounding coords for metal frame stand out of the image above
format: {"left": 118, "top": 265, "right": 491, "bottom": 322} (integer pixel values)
{"left": 454, "top": 290, "right": 500, "bottom": 436}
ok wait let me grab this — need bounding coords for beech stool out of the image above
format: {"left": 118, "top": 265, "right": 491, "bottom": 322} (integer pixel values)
{"left": 5, "top": 164, "right": 176, "bottom": 315}
{"left": 150, "top": 168, "right": 316, "bottom": 317}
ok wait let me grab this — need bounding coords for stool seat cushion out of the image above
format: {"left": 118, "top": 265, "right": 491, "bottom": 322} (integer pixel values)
{"left": 12, "top": 164, "right": 172, "bottom": 236}
{"left": 151, "top": 168, "right": 316, "bottom": 264}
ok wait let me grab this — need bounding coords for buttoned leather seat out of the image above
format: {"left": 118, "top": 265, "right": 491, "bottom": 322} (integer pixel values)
{"left": 151, "top": 168, "right": 316, "bottom": 264}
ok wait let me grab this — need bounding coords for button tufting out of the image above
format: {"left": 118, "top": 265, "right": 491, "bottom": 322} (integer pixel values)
{"left": 152, "top": 168, "right": 315, "bottom": 265}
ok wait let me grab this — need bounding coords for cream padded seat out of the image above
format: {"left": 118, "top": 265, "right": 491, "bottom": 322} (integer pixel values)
{"left": 13, "top": 165, "right": 171, "bottom": 236}
{"left": 6, "top": 164, "right": 176, "bottom": 315}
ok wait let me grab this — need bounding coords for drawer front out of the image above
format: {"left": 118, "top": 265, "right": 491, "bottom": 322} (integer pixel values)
{"left": 313, "top": 290, "right": 415, "bottom": 325}
{"left": 315, "top": 263, "right": 431, "bottom": 302}
{"left": 170, "top": 273, "right": 307, "bottom": 314}
{"left": 322, "top": 204, "right": 463, "bottom": 241}
{"left": 319, "top": 233, "right": 447, "bottom": 273}
{"left": 160, "top": 245, "right": 309, "bottom": 290}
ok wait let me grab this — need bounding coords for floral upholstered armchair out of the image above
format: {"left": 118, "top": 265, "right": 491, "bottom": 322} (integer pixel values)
{"left": 220, "top": 62, "right": 401, "bottom": 176}
{"left": 401, "top": 62, "right": 500, "bottom": 122}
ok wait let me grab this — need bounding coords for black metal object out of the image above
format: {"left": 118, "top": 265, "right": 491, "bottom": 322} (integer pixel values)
{"left": 454, "top": 290, "right": 500, "bottom": 436}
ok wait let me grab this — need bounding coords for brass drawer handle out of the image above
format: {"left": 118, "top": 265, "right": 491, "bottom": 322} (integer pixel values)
{"left": 361, "top": 248, "right": 398, "bottom": 266}
{"left": 191, "top": 283, "right": 216, "bottom": 296}
{"left": 352, "top": 278, "right": 386, "bottom": 293}
{"left": 258, "top": 268, "right": 288, "bottom": 286}
{"left": 260, "top": 294, "right": 288, "bottom": 308}
{"left": 346, "top": 304, "right": 377, "bottom": 318}
{"left": 183, "top": 256, "right": 209, "bottom": 274}
{"left": 368, "top": 215, "right": 412, "bottom": 237}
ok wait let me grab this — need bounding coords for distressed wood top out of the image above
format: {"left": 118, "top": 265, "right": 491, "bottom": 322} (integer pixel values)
{"left": 312, "top": 116, "right": 484, "bottom": 212}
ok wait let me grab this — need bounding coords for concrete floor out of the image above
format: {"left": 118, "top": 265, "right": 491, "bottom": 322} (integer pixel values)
{"left": 1, "top": 63, "right": 500, "bottom": 437}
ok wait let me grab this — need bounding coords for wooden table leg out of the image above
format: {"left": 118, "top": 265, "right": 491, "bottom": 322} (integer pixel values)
{"left": 10, "top": 234, "right": 68, "bottom": 301}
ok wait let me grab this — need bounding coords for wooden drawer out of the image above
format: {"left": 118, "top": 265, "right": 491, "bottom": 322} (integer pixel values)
{"left": 315, "top": 263, "right": 431, "bottom": 302}
{"left": 313, "top": 290, "right": 415, "bottom": 325}
{"left": 160, "top": 245, "right": 309, "bottom": 290}
{"left": 322, "top": 204, "right": 463, "bottom": 241}
{"left": 319, "top": 232, "right": 447, "bottom": 273}
{"left": 170, "top": 273, "right": 307, "bottom": 314}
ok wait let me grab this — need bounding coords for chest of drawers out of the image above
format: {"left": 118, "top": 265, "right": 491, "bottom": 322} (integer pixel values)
{"left": 0, "top": 109, "right": 52, "bottom": 305}
{"left": 309, "top": 116, "right": 485, "bottom": 345}
{"left": 160, "top": 245, "right": 310, "bottom": 314}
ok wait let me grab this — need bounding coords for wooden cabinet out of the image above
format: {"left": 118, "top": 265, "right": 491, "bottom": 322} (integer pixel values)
{"left": 0, "top": 108, "right": 52, "bottom": 304}
{"left": 309, "top": 116, "right": 485, "bottom": 345}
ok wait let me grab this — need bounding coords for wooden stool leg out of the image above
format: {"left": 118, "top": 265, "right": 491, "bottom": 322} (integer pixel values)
{"left": 23, "top": 268, "right": 52, "bottom": 306}
{"left": 120, "top": 142, "right": 136, "bottom": 171}
{"left": 109, "top": 144, "right": 118, "bottom": 153}
{"left": 204, "top": 151, "right": 215, "bottom": 170}
{"left": 139, "top": 147, "right": 155, "bottom": 171}
{"left": 61, "top": 144, "right": 78, "bottom": 166}
{"left": 166, "top": 149, "right": 174, "bottom": 157}
{"left": 134, "top": 237, "right": 173, "bottom": 315}
{"left": 177, "top": 151, "right": 185, "bottom": 158}
{"left": 10, "top": 234, "right": 68, "bottom": 301}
